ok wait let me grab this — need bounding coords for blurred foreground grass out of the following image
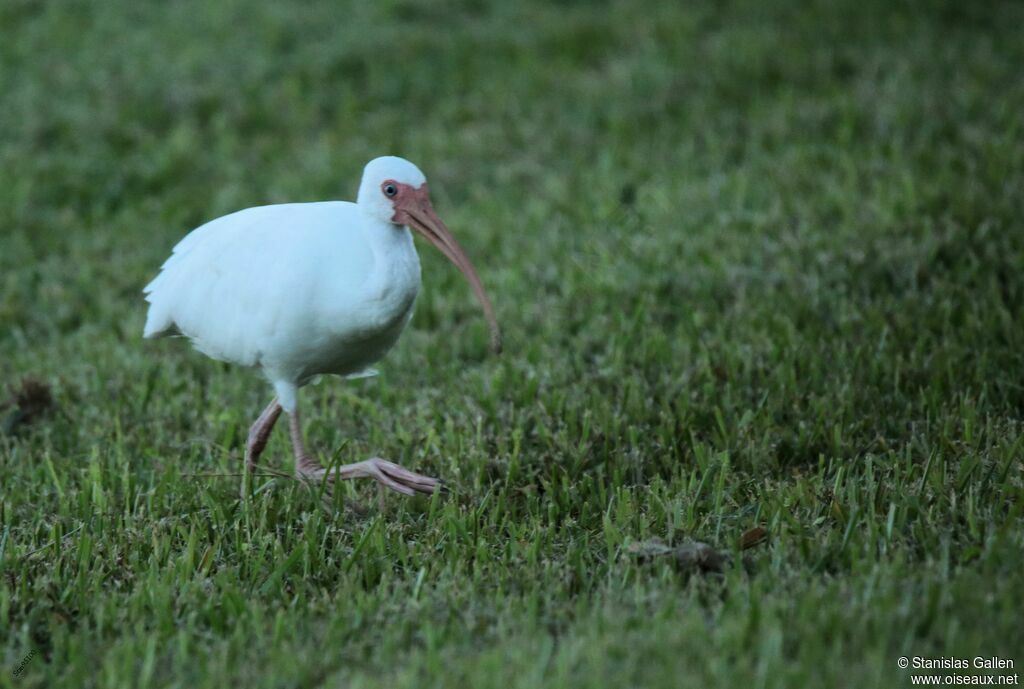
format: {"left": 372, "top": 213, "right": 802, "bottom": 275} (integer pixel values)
{"left": 1, "top": 0, "right": 1023, "bottom": 686}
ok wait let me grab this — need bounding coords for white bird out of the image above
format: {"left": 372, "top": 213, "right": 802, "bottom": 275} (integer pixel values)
{"left": 143, "top": 156, "right": 500, "bottom": 496}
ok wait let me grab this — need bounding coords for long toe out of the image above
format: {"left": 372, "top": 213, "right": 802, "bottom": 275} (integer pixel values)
{"left": 367, "top": 458, "right": 441, "bottom": 495}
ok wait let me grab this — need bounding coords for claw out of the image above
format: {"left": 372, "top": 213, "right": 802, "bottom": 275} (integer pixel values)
{"left": 287, "top": 409, "right": 441, "bottom": 502}
{"left": 363, "top": 457, "right": 441, "bottom": 496}
{"left": 295, "top": 457, "right": 440, "bottom": 498}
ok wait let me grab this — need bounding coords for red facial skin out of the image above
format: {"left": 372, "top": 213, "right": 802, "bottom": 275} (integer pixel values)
{"left": 381, "top": 180, "right": 502, "bottom": 354}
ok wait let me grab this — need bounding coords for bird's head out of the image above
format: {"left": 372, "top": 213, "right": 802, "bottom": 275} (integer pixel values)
{"left": 358, "top": 156, "right": 501, "bottom": 354}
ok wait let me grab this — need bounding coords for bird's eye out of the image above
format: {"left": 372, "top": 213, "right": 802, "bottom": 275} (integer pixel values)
{"left": 383, "top": 183, "right": 397, "bottom": 198}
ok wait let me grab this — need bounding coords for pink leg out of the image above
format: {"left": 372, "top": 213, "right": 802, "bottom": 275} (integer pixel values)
{"left": 246, "top": 398, "right": 282, "bottom": 473}
{"left": 287, "top": 407, "right": 440, "bottom": 496}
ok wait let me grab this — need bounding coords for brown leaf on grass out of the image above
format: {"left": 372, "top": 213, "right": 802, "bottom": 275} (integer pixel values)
{"left": 627, "top": 538, "right": 728, "bottom": 573}
{"left": 1, "top": 378, "right": 55, "bottom": 435}
{"left": 740, "top": 526, "right": 768, "bottom": 550}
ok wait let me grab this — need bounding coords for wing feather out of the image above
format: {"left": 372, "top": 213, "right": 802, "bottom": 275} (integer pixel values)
{"left": 143, "top": 201, "right": 371, "bottom": 368}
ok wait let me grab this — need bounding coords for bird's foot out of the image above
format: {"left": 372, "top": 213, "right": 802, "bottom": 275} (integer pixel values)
{"left": 296, "top": 456, "right": 441, "bottom": 497}
{"left": 356, "top": 457, "right": 442, "bottom": 496}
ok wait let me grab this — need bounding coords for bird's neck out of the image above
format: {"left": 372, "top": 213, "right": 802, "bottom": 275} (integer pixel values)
{"left": 358, "top": 213, "right": 416, "bottom": 261}
{"left": 358, "top": 211, "right": 421, "bottom": 295}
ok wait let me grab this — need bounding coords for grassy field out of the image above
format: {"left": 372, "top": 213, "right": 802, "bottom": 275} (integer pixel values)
{"left": 2, "top": 0, "right": 1023, "bottom": 686}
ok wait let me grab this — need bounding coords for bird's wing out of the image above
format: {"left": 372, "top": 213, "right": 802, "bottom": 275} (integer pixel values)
{"left": 143, "top": 201, "right": 371, "bottom": 367}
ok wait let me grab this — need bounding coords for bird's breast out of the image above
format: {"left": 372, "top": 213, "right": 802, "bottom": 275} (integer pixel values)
{"left": 351, "top": 243, "right": 421, "bottom": 333}
{"left": 302, "top": 239, "right": 421, "bottom": 379}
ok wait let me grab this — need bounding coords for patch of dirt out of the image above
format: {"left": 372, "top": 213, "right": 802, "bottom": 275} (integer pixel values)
{"left": 1, "top": 378, "right": 55, "bottom": 435}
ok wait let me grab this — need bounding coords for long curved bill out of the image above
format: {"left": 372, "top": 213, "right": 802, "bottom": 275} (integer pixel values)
{"left": 405, "top": 200, "right": 502, "bottom": 354}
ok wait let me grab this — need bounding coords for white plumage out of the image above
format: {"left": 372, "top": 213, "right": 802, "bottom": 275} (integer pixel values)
{"left": 143, "top": 156, "right": 499, "bottom": 496}
{"left": 144, "top": 200, "right": 420, "bottom": 410}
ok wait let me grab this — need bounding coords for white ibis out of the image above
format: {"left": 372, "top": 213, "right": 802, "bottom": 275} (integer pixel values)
{"left": 143, "top": 156, "right": 500, "bottom": 496}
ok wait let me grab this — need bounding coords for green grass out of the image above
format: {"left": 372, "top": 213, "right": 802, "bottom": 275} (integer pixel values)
{"left": 2, "top": 0, "right": 1023, "bottom": 686}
